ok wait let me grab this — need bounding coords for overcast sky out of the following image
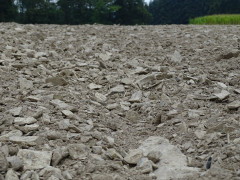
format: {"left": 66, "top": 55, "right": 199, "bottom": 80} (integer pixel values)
{"left": 144, "top": 0, "right": 151, "bottom": 4}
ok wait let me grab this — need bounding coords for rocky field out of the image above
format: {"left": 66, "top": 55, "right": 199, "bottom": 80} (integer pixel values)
{"left": 0, "top": 23, "right": 240, "bottom": 180}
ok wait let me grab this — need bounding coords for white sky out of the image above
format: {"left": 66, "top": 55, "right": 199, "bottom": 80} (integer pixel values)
{"left": 144, "top": 0, "right": 151, "bottom": 4}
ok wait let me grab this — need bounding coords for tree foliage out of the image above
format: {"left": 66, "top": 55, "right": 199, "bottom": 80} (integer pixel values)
{"left": 0, "top": 0, "right": 17, "bottom": 22}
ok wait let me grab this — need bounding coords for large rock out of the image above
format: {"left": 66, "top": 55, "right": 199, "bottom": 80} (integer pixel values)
{"left": 5, "top": 169, "right": 19, "bottom": 180}
{"left": 17, "top": 149, "right": 52, "bottom": 170}
{"left": 138, "top": 136, "right": 200, "bottom": 180}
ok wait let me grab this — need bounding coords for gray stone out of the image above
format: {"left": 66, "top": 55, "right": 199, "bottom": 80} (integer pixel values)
{"left": 47, "top": 131, "right": 62, "bottom": 140}
{"left": 171, "top": 50, "right": 182, "bottom": 63}
{"left": 88, "top": 83, "right": 102, "bottom": 90}
{"left": 50, "top": 99, "right": 75, "bottom": 111}
{"left": 106, "top": 103, "right": 119, "bottom": 110}
{"left": 19, "top": 78, "right": 33, "bottom": 90}
{"left": 213, "top": 90, "right": 230, "bottom": 100}
{"left": 9, "top": 136, "right": 41, "bottom": 146}
{"left": 0, "top": 150, "right": 8, "bottom": 172}
{"left": 194, "top": 130, "right": 206, "bottom": 140}
{"left": 17, "top": 149, "right": 52, "bottom": 170}
{"left": 129, "top": 91, "right": 142, "bottom": 103}
{"left": 147, "top": 150, "right": 162, "bottom": 163}
{"left": 39, "top": 166, "right": 63, "bottom": 179}
{"left": 227, "top": 100, "right": 240, "bottom": 110}
{"left": 106, "top": 148, "right": 123, "bottom": 160}
{"left": 58, "top": 119, "right": 70, "bottom": 130}
{"left": 5, "top": 169, "right": 19, "bottom": 180}
{"left": 92, "top": 146, "right": 102, "bottom": 155}
{"left": 51, "top": 147, "right": 69, "bottom": 166}
{"left": 109, "top": 85, "right": 125, "bottom": 94}
{"left": 124, "top": 149, "right": 143, "bottom": 165}
{"left": 92, "top": 174, "right": 114, "bottom": 180}
{"left": 62, "top": 110, "right": 75, "bottom": 119}
{"left": 14, "top": 117, "right": 37, "bottom": 125}
{"left": 7, "top": 156, "right": 23, "bottom": 170}
{"left": 0, "top": 130, "right": 23, "bottom": 141}
{"left": 20, "top": 170, "right": 32, "bottom": 180}
{"left": 9, "top": 107, "right": 22, "bottom": 117}
{"left": 17, "top": 124, "right": 39, "bottom": 133}
{"left": 95, "top": 92, "right": 107, "bottom": 102}
{"left": 68, "top": 144, "right": 89, "bottom": 160}
{"left": 137, "top": 158, "right": 153, "bottom": 174}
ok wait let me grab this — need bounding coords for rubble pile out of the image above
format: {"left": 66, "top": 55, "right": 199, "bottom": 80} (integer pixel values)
{"left": 0, "top": 23, "right": 239, "bottom": 179}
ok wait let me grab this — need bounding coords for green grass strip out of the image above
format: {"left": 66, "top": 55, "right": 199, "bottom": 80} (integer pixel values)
{"left": 189, "top": 14, "right": 240, "bottom": 25}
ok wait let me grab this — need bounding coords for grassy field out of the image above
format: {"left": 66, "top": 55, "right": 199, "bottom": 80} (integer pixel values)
{"left": 189, "top": 14, "right": 240, "bottom": 25}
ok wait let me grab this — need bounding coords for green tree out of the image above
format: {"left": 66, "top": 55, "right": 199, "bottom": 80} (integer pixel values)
{"left": 114, "top": 0, "right": 152, "bottom": 25}
{"left": 0, "top": 0, "right": 17, "bottom": 22}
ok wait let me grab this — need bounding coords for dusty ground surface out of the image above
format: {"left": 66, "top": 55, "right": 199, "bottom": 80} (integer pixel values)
{"left": 0, "top": 23, "right": 240, "bottom": 180}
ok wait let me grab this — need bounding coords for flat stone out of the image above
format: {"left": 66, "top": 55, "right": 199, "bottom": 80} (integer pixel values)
{"left": 0, "top": 130, "right": 23, "bottom": 141}
{"left": 129, "top": 91, "right": 142, "bottom": 103}
{"left": 109, "top": 85, "right": 125, "bottom": 94}
{"left": 217, "top": 82, "right": 227, "bottom": 89}
{"left": 39, "top": 166, "right": 63, "bottom": 179}
{"left": 106, "top": 103, "right": 119, "bottom": 110}
{"left": 9, "top": 107, "right": 22, "bottom": 116}
{"left": 9, "top": 136, "right": 41, "bottom": 146}
{"left": 138, "top": 136, "right": 200, "bottom": 180}
{"left": 213, "top": 90, "right": 230, "bottom": 100}
{"left": 124, "top": 149, "right": 143, "bottom": 165}
{"left": 26, "top": 96, "right": 41, "bottom": 102}
{"left": 227, "top": 100, "right": 240, "bottom": 110}
{"left": 92, "top": 174, "right": 114, "bottom": 180}
{"left": 16, "top": 124, "right": 39, "bottom": 133}
{"left": 62, "top": 110, "right": 75, "bottom": 119}
{"left": 95, "top": 92, "right": 107, "bottom": 102}
{"left": 17, "top": 149, "right": 52, "bottom": 170}
{"left": 14, "top": 117, "right": 37, "bottom": 125}
{"left": 58, "top": 119, "right": 70, "bottom": 130}
{"left": 88, "top": 83, "right": 102, "bottom": 90}
{"left": 50, "top": 99, "right": 75, "bottom": 111}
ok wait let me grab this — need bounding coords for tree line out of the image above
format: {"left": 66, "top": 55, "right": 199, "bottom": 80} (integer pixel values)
{"left": 0, "top": 0, "right": 240, "bottom": 25}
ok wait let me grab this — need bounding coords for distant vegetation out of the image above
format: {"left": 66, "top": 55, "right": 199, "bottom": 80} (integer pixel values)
{"left": 1, "top": 0, "right": 240, "bottom": 25}
{"left": 190, "top": 14, "right": 240, "bottom": 25}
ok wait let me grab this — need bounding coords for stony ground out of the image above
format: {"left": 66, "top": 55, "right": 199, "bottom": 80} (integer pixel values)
{"left": 0, "top": 23, "right": 240, "bottom": 180}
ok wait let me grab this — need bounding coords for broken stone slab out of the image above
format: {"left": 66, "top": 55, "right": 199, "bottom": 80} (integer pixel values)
{"left": 68, "top": 144, "right": 89, "bottom": 160}
{"left": 124, "top": 149, "right": 143, "bottom": 165}
{"left": 227, "top": 100, "right": 240, "bottom": 110}
{"left": 217, "top": 82, "right": 228, "bottom": 89}
{"left": 15, "top": 124, "right": 39, "bottom": 133}
{"left": 88, "top": 83, "right": 102, "bottom": 90}
{"left": 109, "top": 85, "right": 125, "bottom": 94}
{"left": 138, "top": 136, "right": 200, "bottom": 180}
{"left": 26, "top": 95, "right": 41, "bottom": 102}
{"left": 17, "top": 149, "right": 52, "bottom": 170}
{"left": 58, "top": 119, "right": 70, "bottom": 130}
{"left": 5, "top": 169, "right": 19, "bottom": 180}
{"left": 213, "top": 90, "right": 230, "bottom": 100}
{"left": 14, "top": 117, "right": 37, "bottom": 125}
{"left": 95, "top": 92, "right": 107, "bottom": 102}
{"left": 50, "top": 99, "right": 76, "bottom": 111}
{"left": 45, "top": 77, "right": 68, "bottom": 86}
{"left": 0, "top": 130, "right": 23, "bottom": 141}
{"left": 19, "top": 78, "right": 33, "bottom": 90}
{"left": 129, "top": 91, "right": 142, "bottom": 103}
{"left": 7, "top": 156, "right": 23, "bottom": 171}
{"left": 9, "top": 136, "right": 42, "bottom": 146}
{"left": 9, "top": 107, "right": 22, "bottom": 117}
{"left": 62, "top": 110, "right": 75, "bottom": 119}
{"left": 121, "top": 78, "right": 134, "bottom": 85}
